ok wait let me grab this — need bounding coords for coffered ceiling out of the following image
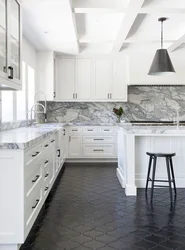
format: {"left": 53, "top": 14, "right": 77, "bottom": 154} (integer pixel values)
{"left": 22, "top": 0, "right": 185, "bottom": 55}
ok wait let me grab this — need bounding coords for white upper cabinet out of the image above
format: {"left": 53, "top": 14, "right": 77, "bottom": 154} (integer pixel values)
{"left": 111, "top": 58, "right": 128, "bottom": 101}
{"left": 93, "top": 59, "right": 111, "bottom": 100}
{"left": 76, "top": 59, "right": 92, "bottom": 100}
{"left": 57, "top": 59, "right": 75, "bottom": 100}
{"left": 0, "top": 0, "right": 22, "bottom": 90}
{"left": 37, "top": 51, "right": 55, "bottom": 101}
{"left": 55, "top": 57, "right": 128, "bottom": 102}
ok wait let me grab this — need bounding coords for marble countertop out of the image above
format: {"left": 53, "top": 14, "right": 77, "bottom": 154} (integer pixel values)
{"left": 0, "top": 122, "right": 119, "bottom": 150}
{"left": 119, "top": 124, "right": 185, "bottom": 135}
{"left": 0, "top": 126, "right": 61, "bottom": 150}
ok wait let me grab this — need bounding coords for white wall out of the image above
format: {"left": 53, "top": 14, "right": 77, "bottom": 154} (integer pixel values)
{"left": 128, "top": 47, "right": 185, "bottom": 85}
{"left": 22, "top": 37, "right": 37, "bottom": 72}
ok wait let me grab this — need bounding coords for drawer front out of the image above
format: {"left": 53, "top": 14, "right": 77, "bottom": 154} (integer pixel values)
{"left": 69, "top": 126, "right": 82, "bottom": 135}
{"left": 25, "top": 143, "right": 43, "bottom": 166}
{"left": 25, "top": 180, "right": 42, "bottom": 227}
{"left": 83, "top": 144, "right": 114, "bottom": 157}
{"left": 25, "top": 161, "right": 42, "bottom": 196}
{"left": 99, "top": 127, "right": 115, "bottom": 134}
{"left": 83, "top": 136, "right": 114, "bottom": 144}
{"left": 82, "top": 127, "right": 98, "bottom": 134}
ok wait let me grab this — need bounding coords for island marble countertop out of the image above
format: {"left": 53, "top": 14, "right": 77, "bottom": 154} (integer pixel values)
{"left": 119, "top": 124, "right": 185, "bottom": 135}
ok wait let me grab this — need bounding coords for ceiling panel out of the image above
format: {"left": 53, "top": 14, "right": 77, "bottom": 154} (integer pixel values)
{"left": 22, "top": 0, "right": 78, "bottom": 54}
{"left": 76, "top": 13, "right": 124, "bottom": 42}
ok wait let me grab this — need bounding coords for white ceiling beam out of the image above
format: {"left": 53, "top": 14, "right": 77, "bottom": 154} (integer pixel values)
{"left": 139, "top": 8, "right": 185, "bottom": 14}
{"left": 73, "top": 8, "right": 125, "bottom": 14}
{"left": 111, "top": 0, "right": 146, "bottom": 54}
{"left": 68, "top": 0, "right": 80, "bottom": 54}
{"left": 168, "top": 34, "right": 185, "bottom": 52}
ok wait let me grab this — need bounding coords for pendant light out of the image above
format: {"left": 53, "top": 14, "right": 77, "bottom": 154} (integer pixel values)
{"left": 148, "top": 17, "right": 175, "bottom": 75}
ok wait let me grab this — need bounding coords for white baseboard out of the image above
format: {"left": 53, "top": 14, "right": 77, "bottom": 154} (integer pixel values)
{"left": 66, "top": 158, "right": 118, "bottom": 163}
{"left": 116, "top": 168, "right": 125, "bottom": 188}
{"left": 136, "top": 178, "right": 185, "bottom": 188}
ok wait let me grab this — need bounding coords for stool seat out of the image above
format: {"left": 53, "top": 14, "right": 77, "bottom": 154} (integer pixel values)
{"left": 146, "top": 152, "right": 176, "bottom": 157}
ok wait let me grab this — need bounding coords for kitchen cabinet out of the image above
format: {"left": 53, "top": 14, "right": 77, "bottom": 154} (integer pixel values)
{"left": 93, "top": 59, "right": 111, "bottom": 100}
{"left": 76, "top": 59, "right": 92, "bottom": 100}
{"left": 0, "top": 0, "right": 22, "bottom": 90}
{"left": 56, "top": 57, "right": 128, "bottom": 102}
{"left": 57, "top": 59, "right": 76, "bottom": 100}
{"left": 68, "top": 135, "right": 82, "bottom": 157}
{"left": 111, "top": 58, "right": 128, "bottom": 101}
{"left": 37, "top": 51, "right": 56, "bottom": 101}
{"left": 68, "top": 126, "right": 117, "bottom": 159}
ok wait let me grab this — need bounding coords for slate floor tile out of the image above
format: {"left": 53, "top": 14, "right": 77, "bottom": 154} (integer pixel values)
{"left": 20, "top": 163, "right": 185, "bottom": 250}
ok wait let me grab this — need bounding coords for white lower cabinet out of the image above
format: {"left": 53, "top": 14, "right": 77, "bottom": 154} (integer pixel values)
{"left": 68, "top": 136, "right": 82, "bottom": 157}
{"left": 68, "top": 126, "right": 117, "bottom": 159}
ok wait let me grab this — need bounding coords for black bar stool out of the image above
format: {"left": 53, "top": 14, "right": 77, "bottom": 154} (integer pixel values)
{"left": 146, "top": 152, "right": 177, "bottom": 203}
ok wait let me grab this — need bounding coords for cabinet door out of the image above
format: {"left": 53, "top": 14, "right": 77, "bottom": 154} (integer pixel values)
{"left": 57, "top": 59, "right": 75, "bottom": 100}
{"left": 0, "top": 0, "right": 8, "bottom": 79}
{"left": 76, "top": 59, "right": 92, "bottom": 100}
{"left": 68, "top": 136, "right": 82, "bottom": 157}
{"left": 93, "top": 59, "right": 111, "bottom": 100}
{"left": 9, "top": 0, "right": 21, "bottom": 83}
{"left": 111, "top": 58, "right": 128, "bottom": 101}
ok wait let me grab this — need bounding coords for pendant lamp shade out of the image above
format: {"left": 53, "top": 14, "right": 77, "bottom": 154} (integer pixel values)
{"left": 148, "top": 49, "right": 175, "bottom": 75}
{"left": 148, "top": 17, "right": 175, "bottom": 76}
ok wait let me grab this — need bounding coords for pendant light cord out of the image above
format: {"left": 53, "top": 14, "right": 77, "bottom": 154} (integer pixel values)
{"left": 161, "top": 20, "right": 163, "bottom": 49}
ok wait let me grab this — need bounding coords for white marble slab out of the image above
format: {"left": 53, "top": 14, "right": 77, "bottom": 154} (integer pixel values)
{"left": 119, "top": 124, "right": 185, "bottom": 135}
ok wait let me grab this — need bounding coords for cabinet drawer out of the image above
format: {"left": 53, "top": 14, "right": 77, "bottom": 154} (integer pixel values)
{"left": 25, "top": 162, "right": 42, "bottom": 196}
{"left": 69, "top": 126, "right": 82, "bottom": 135}
{"left": 82, "top": 127, "right": 98, "bottom": 134}
{"left": 43, "top": 177, "right": 50, "bottom": 198}
{"left": 25, "top": 181, "right": 42, "bottom": 228}
{"left": 25, "top": 143, "right": 43, "bottom": 166}
{"left": 83, "top": 136, "right": 114, "bottom": 144}
{"left": 99, "top": 127, "right": 115, "bottom": 134}
{"left": 83, "top": 144, "right": 114, "bottom": 157}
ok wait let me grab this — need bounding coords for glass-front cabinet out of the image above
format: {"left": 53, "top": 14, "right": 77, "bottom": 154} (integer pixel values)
{"left": 0, "top": 0, "right": 21, "bottom": 90}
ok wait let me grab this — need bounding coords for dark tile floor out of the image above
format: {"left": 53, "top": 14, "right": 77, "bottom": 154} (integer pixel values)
{"left": 21, "top": 163, "right": 185, "bottom": 250}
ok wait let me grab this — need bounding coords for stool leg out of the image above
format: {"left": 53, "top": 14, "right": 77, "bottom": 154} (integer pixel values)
{"left": 151, "top": 156, "right": 157, "bottom": 202}
{"left": 146, "top": 156, "right": 153, "bottom": 193}
{"left": 169, "top": 157, "right": 177, "bottom": 196}
{"left": 166, "top": 157, "right": 173, "bottom": 203}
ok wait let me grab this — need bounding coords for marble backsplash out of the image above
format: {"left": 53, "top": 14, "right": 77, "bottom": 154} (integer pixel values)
{"left": 39, "top": 86, "right": 185, "bottom": 123}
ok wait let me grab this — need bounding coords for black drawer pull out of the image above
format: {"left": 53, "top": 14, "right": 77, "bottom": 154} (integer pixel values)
{"left": 45, "top": 144, "right": 49, "bottom": 148}
{"left": 104, "top": 130, "right": 110, "bottom": 131}
{"left": 45, "top": 173, "right": 49, "bottom": 178}
{"left": 32, "top": 199, "right": 39, "bottom": 209}
{"left": 51, "top": 139, "right": 55, "bottom": 143}
{"left": 93, "top": 149, "right": 104, "bottom": 152}
{"left": 8, "top": 66, "right": 14, "bottom": 79}
{"left": 94, "top": 139, "right": 104, "bottom": 141}
{"left": 32, "top": 175, "right": 39, "bottom": 183}
{"left": 32, "top": 151, "right": 39, "bottom": 157}
{"left": 87, "top": 130, "right": 93, "bottom": 131}
{"left": 58, "top": 149, "right": 60, "bottom": 157}
{"left": 45, "top": 160, "right": 49, "bottom": 164}
{"left": 72, "top": 129, "right": 78, "bottom": 131}
{"left": 63, "top": 129, "right": 66, "bottom": 135}
{"left": 45, "top": 187, "right": 49, "bottom": 191}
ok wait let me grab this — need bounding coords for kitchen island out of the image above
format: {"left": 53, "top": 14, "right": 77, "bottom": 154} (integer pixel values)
{"left": 117, "top": 125, "right": 185, "bottom": 196}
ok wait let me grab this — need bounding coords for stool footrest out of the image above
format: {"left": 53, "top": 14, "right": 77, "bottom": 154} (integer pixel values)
{"left": 153, "top": 179, "right": 173, "bottom": 183}
{"left": 154, "top": 185, "right": 170, "bottom": 188}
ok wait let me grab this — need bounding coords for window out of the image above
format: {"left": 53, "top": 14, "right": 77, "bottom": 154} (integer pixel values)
{"left": 1, "top": 61, "right": 36, "bottom": 122}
